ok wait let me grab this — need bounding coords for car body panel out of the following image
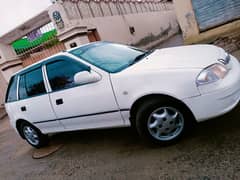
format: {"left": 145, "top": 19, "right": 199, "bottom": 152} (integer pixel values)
{"left": 123, "top": 45, "right": 223, "bottom": 71}
{"left": 47, "top": 71, "right": 124, "bottom": 133}
{"left": 4, "top": 42, "right": 240, "bottom": 137}
{"left": 183, "top": 56, "right": 240, "bottom": 121}
{"left": 110, "top": 69, "right": 201, "bottom": 110}
{"left": 6, "top": 94, "right": 64, "bottom": 133}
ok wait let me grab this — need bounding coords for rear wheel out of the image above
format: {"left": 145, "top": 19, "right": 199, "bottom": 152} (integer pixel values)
{"left": 20, "top": 122, "right": 49, "bottom": 148}
{"left": 135, "top": 98, "right": 194, "bottom": 145}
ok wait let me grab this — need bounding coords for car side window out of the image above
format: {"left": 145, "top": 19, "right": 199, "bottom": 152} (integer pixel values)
{"left": 19, "top": 68, "right": 46, "bottom": 100}
{"left": 46, "top": 60, "right": 89, "bottom": 91}
{"left": 5, "top": 76, "right": 18, "bottom": 103}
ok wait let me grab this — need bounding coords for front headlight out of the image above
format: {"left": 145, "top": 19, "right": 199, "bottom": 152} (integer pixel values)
{"left": 196, "top": 63, "right": 228, "bottom": 86}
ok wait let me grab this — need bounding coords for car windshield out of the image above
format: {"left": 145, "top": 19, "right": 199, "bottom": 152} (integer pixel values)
{"left": 69, "top": 42, "right": 148, "bottom": 73}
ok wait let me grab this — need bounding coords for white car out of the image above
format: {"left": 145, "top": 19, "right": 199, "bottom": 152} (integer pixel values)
{"left": 5, "top": 42, "right": 240, "bottom": 148}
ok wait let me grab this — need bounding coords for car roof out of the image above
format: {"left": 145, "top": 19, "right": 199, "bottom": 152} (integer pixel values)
{"left": 11, "top": 41, "right": 110, "bottom": 77}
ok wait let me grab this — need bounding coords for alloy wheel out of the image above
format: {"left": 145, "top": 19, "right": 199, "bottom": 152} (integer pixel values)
{"left": 147, "top": 107, "right": 184, "bottom": 141}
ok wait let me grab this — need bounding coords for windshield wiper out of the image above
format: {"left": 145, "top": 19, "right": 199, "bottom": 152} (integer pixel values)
{"left": 129, "top": 49, "right": 155, "bottom": 66}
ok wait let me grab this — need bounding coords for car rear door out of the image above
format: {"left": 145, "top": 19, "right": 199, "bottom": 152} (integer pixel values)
{"left": 44, "top": 56, "right": 124, "bottom": 131}
{"left": 11, "top": 66, "right": 64, "bottom": 133}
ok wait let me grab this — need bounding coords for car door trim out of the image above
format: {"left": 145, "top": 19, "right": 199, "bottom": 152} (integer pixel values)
{"left": 42, "top": 65, "right": 52, "bottom": 93}
{"left": 16, "top": 75, "right": 20, "bottom": 101}
{"left": 32, "top": 109, "right": 130, "bottom": 124}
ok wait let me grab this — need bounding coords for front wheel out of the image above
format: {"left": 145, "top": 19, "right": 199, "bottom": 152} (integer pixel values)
{"left": 136, "top": 98, "right": 194, "bottom": 145}
{"left": 20, "top": 122, "right": 49, "bottom": 148}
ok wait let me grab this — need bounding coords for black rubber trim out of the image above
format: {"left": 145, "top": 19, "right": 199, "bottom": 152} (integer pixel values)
{"left": 33, "top": 109, "right": 130, "bottom": 124}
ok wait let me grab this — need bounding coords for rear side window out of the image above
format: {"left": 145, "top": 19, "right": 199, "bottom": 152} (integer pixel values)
{"left": 46, "top": 60, "right": 89, "bottom": 91}
{"left": 19, "top": 68, "right": 46, "bottom": 100}
{"left": 5, "top": 76, "right": 18, "bottom": 103}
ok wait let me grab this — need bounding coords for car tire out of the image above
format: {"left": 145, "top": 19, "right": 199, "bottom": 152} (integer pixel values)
{"left": 135, "top": 98, "right": 195, "bottom": 145}
{"left": 20, "top": 122, "right": 49, "bottom": 148}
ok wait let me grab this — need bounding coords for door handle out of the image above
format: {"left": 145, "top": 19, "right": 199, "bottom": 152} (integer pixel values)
{"left": 21, "top": 106, "right": 26, "bottom": 112}
{"left": 56, "top": 98, "right": 64, "bottom": 105}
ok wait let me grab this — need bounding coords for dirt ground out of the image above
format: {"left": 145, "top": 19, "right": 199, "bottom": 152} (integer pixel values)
{"left": 0, "top": 105, "right": 240, "bottom": 180}
{"left": 1, "top": 35, "right": 240, "bottom": 180}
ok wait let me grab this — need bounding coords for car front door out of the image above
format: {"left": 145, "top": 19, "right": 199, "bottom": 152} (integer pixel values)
{"left": 45, "top": 57, "right": 123, "bottom": 131}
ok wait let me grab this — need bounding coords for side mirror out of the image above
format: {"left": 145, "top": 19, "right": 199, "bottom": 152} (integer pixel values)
{"left": 74, "top": 70, "right": 101, "bottom": 85}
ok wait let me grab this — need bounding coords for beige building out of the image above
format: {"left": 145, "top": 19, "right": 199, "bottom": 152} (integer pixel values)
{"left": 49, "top": 0, "right": 179, "bottom": 49}
{"left": 0, "top": 0, "right": 179, "bottom": 107}
{"left": 0, "top": 73, "right": 7, "bottom": 106}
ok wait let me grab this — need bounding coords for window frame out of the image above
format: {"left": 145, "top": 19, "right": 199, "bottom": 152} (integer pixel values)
{"left": 5, "top": 75, "right": 19, "bottom": 103}
{"left": 18, "top": 66, "right": 48, "bottom": 101}
{"left": 6, "top": 55, "right": 94, "bottom": 102}
{"left": 44, "top": 58, "right": 91, "bottom": 93}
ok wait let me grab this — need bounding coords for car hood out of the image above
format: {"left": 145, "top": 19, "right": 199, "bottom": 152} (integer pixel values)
{"left": 127, "top": 45, "right": 226, "bottom": 71}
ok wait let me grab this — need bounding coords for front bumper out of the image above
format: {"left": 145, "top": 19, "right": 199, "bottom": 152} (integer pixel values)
{"left": 183, "top": 56, "right": 240, "bottom": 122}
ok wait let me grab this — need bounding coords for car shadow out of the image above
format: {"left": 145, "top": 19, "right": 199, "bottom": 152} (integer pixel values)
{"left": 193, "top": 104, "right": 240, "bottom": 135}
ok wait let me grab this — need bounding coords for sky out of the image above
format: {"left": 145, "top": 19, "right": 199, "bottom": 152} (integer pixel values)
{"left": 0, "top": 0, "right": 52, "bottom": 36}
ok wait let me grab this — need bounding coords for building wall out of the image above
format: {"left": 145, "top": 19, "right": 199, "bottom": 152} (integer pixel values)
{"left": 0, "top": 71, "right": 7, "bottom": 107}
{"left": 0, "top": 43, "right": 17, "bottom": 64}
{"left": 62, "top": 1, "right": 173, "bottom": 20}
{"left": 49, "top": 0, "right": 179, "bottom": 49}
{"left": 81, "top": 11, "right": 178, "bottom": 49}
{"left": 21, "top": 43, "right": 66, "bottom": 67}
{"left": 64, "top": 35, "right": 90, "bottom": 49}
{"left": 173, "top": 0, "right": 240, "bottom": 48}
{"left": 1, "top": 65, "right": 22, "bottom": 82}
{"left": 173, "top": 0, "right": 199, "bottom": 42}
{"left": 0, "top": 43, "right": 22, "bottom": 106}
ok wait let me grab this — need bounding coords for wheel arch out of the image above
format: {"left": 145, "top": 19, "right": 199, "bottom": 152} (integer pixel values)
{"left": 129, "top": 94, "right": 196, "bottom": 125}
{"left": 16, "top": 119, "right": 39, "bottom": 139}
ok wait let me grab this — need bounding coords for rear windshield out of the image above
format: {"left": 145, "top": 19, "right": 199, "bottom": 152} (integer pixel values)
{"left": 5, "top": 76, "right": 18, "bottom": 103}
